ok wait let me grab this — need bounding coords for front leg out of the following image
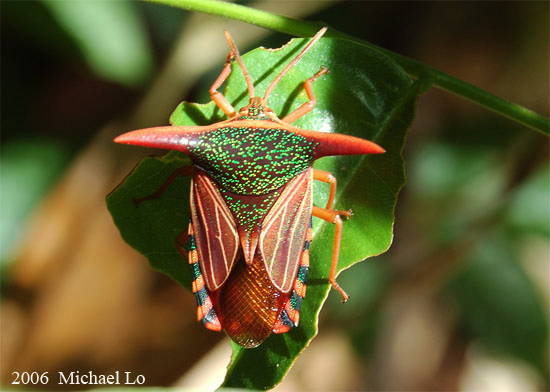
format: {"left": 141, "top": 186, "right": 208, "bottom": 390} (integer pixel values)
{"left": 134, "top": 166, "right": 194, "bottom": 205}
{"left": 209, "top": 51, "right": 238, "bottom": 118}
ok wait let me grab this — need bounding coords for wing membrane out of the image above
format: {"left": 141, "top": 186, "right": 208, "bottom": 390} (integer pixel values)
{"left": 259, "top": 168, "right": 313, "bottom": 293}
{"left": 190, "top": 171, "right": 239, "bottom": 291}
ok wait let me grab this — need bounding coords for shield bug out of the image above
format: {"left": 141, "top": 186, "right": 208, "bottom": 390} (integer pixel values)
{"left": 114, "top": 28, "right": 384, "bottom": 348}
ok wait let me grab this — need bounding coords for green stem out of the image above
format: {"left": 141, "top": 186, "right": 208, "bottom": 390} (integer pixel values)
{"left": 146, "top": 0, "right": 549, "bottom": 135}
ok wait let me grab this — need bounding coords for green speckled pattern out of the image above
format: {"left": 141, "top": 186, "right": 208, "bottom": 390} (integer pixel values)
{"left": 237, "top": 116, "right": 273, "bottom": 121}
{"left": 219, "top": 189, "right": 280, "bottom": 232}
{"left": 189, "top": 126, "right": 317, "bottom": 232}
{"left": 190, "top": 127, "right": 317, "bottom": 196}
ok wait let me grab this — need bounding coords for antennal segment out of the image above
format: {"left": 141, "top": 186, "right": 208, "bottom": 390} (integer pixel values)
{"left": 224, "top": 30, "right": 255, "bottom": 98}
{"left": 263, "top": 27, "right": 328, "bottom": 101}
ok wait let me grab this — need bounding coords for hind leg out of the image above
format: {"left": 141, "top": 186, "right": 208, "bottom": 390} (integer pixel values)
{"left": 312, "top": 206, "right": 351, "bottom": 303}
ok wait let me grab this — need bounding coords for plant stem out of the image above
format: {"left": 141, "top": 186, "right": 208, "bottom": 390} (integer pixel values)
{"left": 146, "top": 0, "right": 549, "bottom": 135}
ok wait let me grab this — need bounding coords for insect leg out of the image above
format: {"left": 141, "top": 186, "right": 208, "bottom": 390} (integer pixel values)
{"left": 313, "top": 169, "right": 339, "bottom": 210}
{"left": 281, "top": 67, "right": 329, "bottom": 124}
{"left": 209, "top": 52, "right": 238, "bottom": 118}
{"left": 134, "top": 166, "right": 193, "bottom": 205}
{"left": 179, "top": 223, "right": 222, "bottom": 331}
{"left": 312, "top": 205, "right": 350, "bottom": 302}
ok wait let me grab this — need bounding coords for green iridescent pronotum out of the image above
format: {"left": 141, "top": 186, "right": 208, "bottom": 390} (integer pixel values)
{"left": 114, "top": 28, "right": 385, "bottom": 348}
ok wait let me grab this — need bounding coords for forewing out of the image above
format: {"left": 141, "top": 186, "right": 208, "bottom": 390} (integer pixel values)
{"left": 190, "top": 170, "right": 240, "bottom": 291}
{"left": 259, "top": 168, "right": 313, "bottom": 293}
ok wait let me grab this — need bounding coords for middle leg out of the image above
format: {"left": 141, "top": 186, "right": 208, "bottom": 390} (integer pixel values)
{"left": 313, "top": 168, "right": 353, "bottom": 216}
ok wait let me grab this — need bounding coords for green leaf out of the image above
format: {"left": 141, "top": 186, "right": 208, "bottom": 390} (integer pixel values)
{"left": 107, "top": 35, "right": 419, "bottom": 389}
{"left": 41, "top": 0, "right": 152, "bottom": 86}
{"left": 108, "top": 151, "right": 192, "bottom": 286}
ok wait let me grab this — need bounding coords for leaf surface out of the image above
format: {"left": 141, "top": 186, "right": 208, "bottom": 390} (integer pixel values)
{"left": 107, "top": 35, "right": 420, "bottom": 389}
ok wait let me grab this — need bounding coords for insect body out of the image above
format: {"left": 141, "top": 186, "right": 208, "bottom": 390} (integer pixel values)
{"left": 115, "top": 28, "right": 384, "bottom": 348}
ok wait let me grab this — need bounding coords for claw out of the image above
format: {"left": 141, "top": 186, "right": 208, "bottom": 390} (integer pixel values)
{"left": 330, "top": 279, "right": 350, "bottom": 302}
{"left": 316, "top": 66, "right": 330, "bottom": 78}
{"left": 336, "top": 209, "right": 353, "bottom": 220}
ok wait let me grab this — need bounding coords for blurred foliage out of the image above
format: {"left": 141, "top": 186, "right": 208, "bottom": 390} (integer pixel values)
{"left": 448, "top": 231, "right": 548, "bottom": 375}
{"left": 41, "top": 0, "right": 153, "bottom": 87}
{"left": 324, "top": 259, "right": 389, "bottom": 356}
{"left": 506, "top": 166, "right": 550, "bottom": 237}
{"left": 0, "top": 139, "right": 69, "bottom": 266}
{"left": 0, "top": 0, "right": 161, "bottom": 274}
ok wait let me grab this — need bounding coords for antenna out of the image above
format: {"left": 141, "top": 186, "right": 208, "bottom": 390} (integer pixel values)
{"left": 224, "top": 31, "right": 255, "bottom": 98}
{"left": 263, "top": 27, "right": 328, "bottom": 100}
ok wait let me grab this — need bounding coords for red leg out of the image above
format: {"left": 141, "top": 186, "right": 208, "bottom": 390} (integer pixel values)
{"left": 209, "top": 52, "right": 238, "bottom": 118}
{"left": 313, "top": 168, "right": 353, "bottom": 217}
{"left": 282, "top": 67, "right": 329, "bottom": 124}
{"left": 134, "top": 166, "right": 193, "bottom": 205}
{"left": 314, "top": 169, "right": 337, "bottom": 210}
{"left": 312, "top": 205, "right": 351, "bottom": 302}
